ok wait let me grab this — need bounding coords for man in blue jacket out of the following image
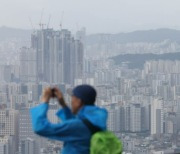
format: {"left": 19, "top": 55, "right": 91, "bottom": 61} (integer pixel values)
{"left": 30, "top": 85, "right": 108, "bottom": 154}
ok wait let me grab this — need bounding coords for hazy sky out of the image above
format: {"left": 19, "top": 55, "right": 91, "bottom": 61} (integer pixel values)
{"left": 0, "top": 0, "right": 180, "bottom": 34}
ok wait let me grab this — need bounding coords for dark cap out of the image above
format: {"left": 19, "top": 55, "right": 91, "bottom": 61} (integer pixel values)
{"left": 72, "top": 85, "right": 97, "bottom": 105}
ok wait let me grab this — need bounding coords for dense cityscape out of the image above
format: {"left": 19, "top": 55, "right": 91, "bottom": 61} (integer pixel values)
{"left": 0, "top": 26, "right": 180, "bottom": 154}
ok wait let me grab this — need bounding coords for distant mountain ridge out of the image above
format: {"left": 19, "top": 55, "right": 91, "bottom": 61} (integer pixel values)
{"left": 0, "top": 26, "right": 32, "bottom": 41}
{"left": 112, "top": 52, "right": 180, "bottom": 69}
{"left": 0, "top": 26, "right": 180, "bottom": 44}
{"left": 86, "top": 28, "right": 180, "bottom": 45}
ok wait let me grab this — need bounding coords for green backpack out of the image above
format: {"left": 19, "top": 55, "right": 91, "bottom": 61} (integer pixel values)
{"left": 82, "top": 119, "right": 123, "bottom": 154}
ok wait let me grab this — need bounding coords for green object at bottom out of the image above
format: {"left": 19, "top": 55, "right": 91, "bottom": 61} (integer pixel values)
{"left": 90, "top": 131, "right": 123, "bottom": 154}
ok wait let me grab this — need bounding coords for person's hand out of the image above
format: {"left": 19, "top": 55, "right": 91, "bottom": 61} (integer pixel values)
{"left": 53, "top": 87, "right": 67, "bottom": 107}
{"left": 53, "top": 87, "right": 63, "bottom": 100}
{"left": 41, "top": 87, "right": 52, "bottom": 103}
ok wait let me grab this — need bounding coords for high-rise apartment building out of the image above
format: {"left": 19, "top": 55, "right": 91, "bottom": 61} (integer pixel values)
{"left": 130, "top": 104, "right": 141, "bottom": 132}
{"left": 0, "top": 136, "right": 16, "bottom": 154}
{"left": 19, "top": 108, "right": 40, "bottom": 154}
{"left": 151, "top": 98, "right": 164, "bottom": 135}
{"left": 19, "top": 47, "right": 37, "bottom": 83}
{"left": 31, "top": 29, "right": 84, "bottom": 85}
{"left": 0, "top": 109, "right": 19, "bottom": 153}
{"left": 20, "top": 138, "right": 36, "bottom": 154}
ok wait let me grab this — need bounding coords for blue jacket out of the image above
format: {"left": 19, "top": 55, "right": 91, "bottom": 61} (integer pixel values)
{"left": 30, "top": 103, "right": 108, "bottom": 154}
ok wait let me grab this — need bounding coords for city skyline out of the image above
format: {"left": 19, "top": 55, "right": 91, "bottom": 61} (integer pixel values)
{"left": 1, "top": 25, "right": 180, "bottom": 153}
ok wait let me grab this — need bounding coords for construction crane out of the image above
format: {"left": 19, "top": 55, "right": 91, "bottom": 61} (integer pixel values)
{"left": 38, "top": 8, "right": 46, "bottom": 29}
{"left": 59, "top": 11, "right": 64, "bottom": 30}
{"left": 28, "top": 16, "right": 35, "bottom": 32}
{"left": 47, "top": 14, "right": 51, "bottom": 29}
{"left": 76, "top": 22, "right": 82, "bottom": 40}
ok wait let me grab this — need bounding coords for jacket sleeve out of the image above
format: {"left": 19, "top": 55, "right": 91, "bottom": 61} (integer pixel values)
{"left": 56, "top": 106, "right": 75, "bottom": 122}
{"left": 30, "top": 103, "right": 90, "bottom": 142}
